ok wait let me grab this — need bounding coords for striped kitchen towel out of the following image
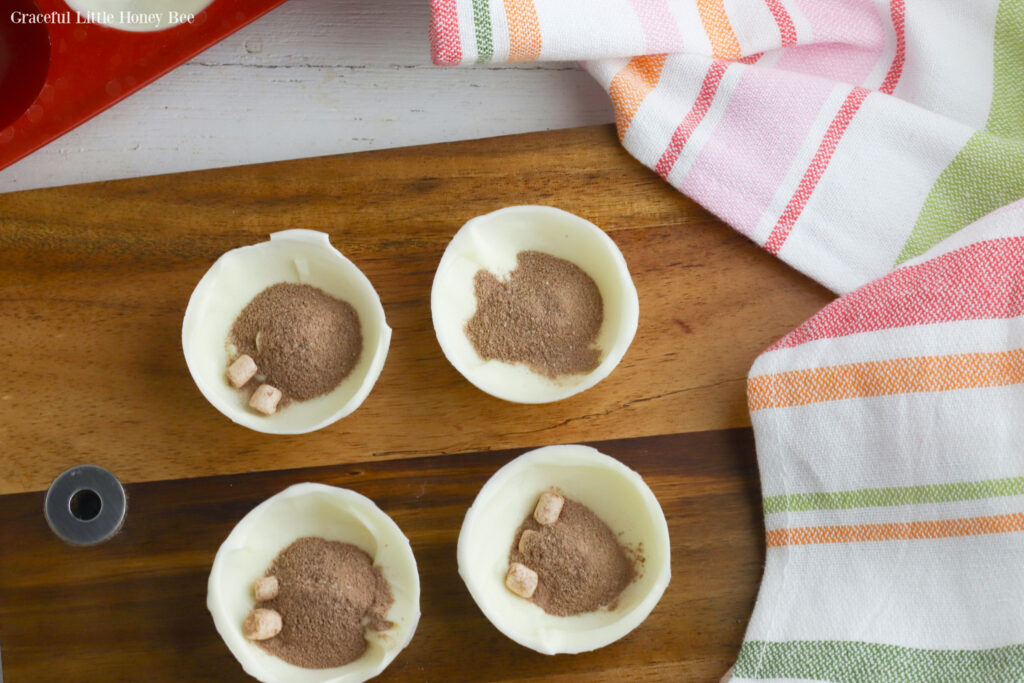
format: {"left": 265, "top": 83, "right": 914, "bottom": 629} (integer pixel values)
{"left": 431, "top": 1, "right": 1024, "bottom": 680}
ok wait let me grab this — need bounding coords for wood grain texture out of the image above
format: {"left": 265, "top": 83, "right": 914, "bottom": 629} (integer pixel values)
{"left": 0, "top": 124, "right": 833, "bottom": 495}
{"left": 0, "top": 430, "right": 763, "bottom": 682}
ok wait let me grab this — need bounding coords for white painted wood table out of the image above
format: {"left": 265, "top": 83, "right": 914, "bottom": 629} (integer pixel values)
{"left": 0, "top": 0, "right": 614, "bottom": 194}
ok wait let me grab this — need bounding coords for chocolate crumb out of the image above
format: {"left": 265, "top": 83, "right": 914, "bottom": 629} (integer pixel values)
{"left": 465, "top": 251, "right": 603, "bottom": 378}
{"left": 509, "top": 495, "right": 635, "bottom": 616}
{"left": 228, "top": 283, "right": 362, "bottom": 402}
{"left": 254, "top": 537, "right": 394, "bottom": 669}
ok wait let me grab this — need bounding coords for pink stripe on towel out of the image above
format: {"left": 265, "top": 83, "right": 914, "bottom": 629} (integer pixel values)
{"left": 629, "top": 0, "right": 684, "bottom": 54}
{"left": 679, "top": 66, "right": 833, "bottom": 235}
{"left": 654, "top": 60, "right": 729, "bottom": 178}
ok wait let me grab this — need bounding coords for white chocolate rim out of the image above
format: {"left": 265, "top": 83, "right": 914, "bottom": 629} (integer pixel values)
{"left": 208, "top": 483, "right": 421, "bottom": 683}
{"left": 431, "top": 206, "right": 639, "bottom": 404}
{"left": 457, "top": 445, "right": 671, "bottom": 655}
{"left": 62, "top": 0, "right": 215, "bottom": 32}
{"left": 182, "top": 230, "right": 391, "bottom": 434}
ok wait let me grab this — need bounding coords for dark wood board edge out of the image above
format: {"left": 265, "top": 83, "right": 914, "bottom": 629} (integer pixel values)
{"left": 0, "top": 429, "right": 764, "bottom": 682}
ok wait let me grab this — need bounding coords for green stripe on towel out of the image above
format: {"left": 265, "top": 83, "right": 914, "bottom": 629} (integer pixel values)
{"left": 734, "top": 640, "right": 1024, "bottom": 681}
{"left": 763, "top": 476, "right": 1024, "bottom": 514}
{"left": 473, "top": 0, "right": 494, "bottom": 63}
{"left": 896, "top": 0, "right": 1024, "bottom": 264}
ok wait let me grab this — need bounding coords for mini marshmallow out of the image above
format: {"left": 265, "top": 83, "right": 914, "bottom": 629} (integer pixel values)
{"left": 533, "top": 491, "right": 564, "bottom": 526}
{"left": 249, "top": 384, "right": 282, "bottom": 415}
{"left": 227, "top": 354, "right": 258, "bottom": 388}
{"left": 505, "top": 562, "right": 538, "bottom": 599}
{"left": 242, "top": 608, "right": 282, "bottom": 641}
{"left": 518, "top": 529, "right": 541, "bottom": 555}
{"left": 253, "top": 575, "right": 279, "bottom": 602}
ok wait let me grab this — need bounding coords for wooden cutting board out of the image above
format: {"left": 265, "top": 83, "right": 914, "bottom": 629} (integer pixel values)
{"left": 0, "top": 125, "right": 833, "bottom": 681}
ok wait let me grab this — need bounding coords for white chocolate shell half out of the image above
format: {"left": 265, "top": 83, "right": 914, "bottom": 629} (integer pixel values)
{"left": 208, "top": 483, "right": 421, "bottom": 683}
{"left": 431, "top": 206, "right": 639, "bottom": 403}
{"left": 182, "top": 230, "right": 390, "bottom": 434}
{"left": 458, "top": 445, "right": 671, "bottom": 655}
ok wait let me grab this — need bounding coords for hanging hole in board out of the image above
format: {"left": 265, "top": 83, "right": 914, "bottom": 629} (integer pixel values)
{"left": 45, "top": 465, "right": 126, "bottom": 545}
{"left": 69, "top": 489, "right": 102, "bottom": 521}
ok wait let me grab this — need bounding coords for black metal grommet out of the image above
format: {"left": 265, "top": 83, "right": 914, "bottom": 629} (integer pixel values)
{"left": 44, "top": 465, "right": 126, "bottom": 546}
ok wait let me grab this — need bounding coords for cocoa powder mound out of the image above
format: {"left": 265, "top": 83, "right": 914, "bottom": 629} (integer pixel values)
{"left": 229, "top": 283, "right": 362, "bottom": 401}
{"left": 255, "top": 537, "right": 395, "bottom": 669}
{"left": 509, "top": 497, "right": 635, "bottom": 616}
{"left": 465, "top": 251, "right": 603, "bottom": 378}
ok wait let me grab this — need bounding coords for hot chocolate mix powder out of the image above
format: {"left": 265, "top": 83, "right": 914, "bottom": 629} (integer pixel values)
{"left": 255, "top": 537, "right": 394, "bottom": 669}
{"left": 509, "top": 496, "right": 635, "bottom": 617}
{"left": 229, "top": 283, "right": 362, "bottom": 401}
{"left": 465, "top": 251, "right": 603, "bottom": 378}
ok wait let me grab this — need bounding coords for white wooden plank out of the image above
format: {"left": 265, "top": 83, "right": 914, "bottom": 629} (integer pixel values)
{"left": 0, "top": 0, "right": 614, "bottom": 193}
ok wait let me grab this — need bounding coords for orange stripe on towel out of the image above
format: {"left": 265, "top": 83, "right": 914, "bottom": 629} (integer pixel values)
{"left": 767, "top": 512, "right": 1024, "bottom": 547}
{"left": 608, "top": 55, "right": 669, "bottom": 139}
{"left": 696, "top": 0, "right": 742, "bottom": 60}
{"left": 504, "top": 0, "right": 543, "bottom": 61}
{"left": 748, "top": 349, "right": 1024, "bottom": 411}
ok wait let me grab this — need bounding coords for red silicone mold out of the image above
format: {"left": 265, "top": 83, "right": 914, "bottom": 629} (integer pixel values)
{"left": 0, "top": 0, "right": 290, "bottom": 174}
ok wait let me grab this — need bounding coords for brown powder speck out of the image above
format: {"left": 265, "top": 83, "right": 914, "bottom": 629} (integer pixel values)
{"left": 509, "top": 496, "right": 635, "bottom": 616}
{"left": 228, "top": 283, "right": 362, "bottom": 402}
{"left": 255, "top": 537, "right": 394, "bottom": 669}
{"left": 465, "top": 251, "right": 603, "bottom": 378}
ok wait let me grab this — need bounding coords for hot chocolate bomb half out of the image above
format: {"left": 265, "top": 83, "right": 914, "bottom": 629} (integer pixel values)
{"left": 458, "top": 445, "right": 671, "bottom": 655}
{"left": 183, "top": 230, "right": 391, "bottom": 434}
{"left": 208, "top": 483, "right": 420, "bottom": 683}
{"left": 431, "top": 205, "right": 639, "bottom": 404}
